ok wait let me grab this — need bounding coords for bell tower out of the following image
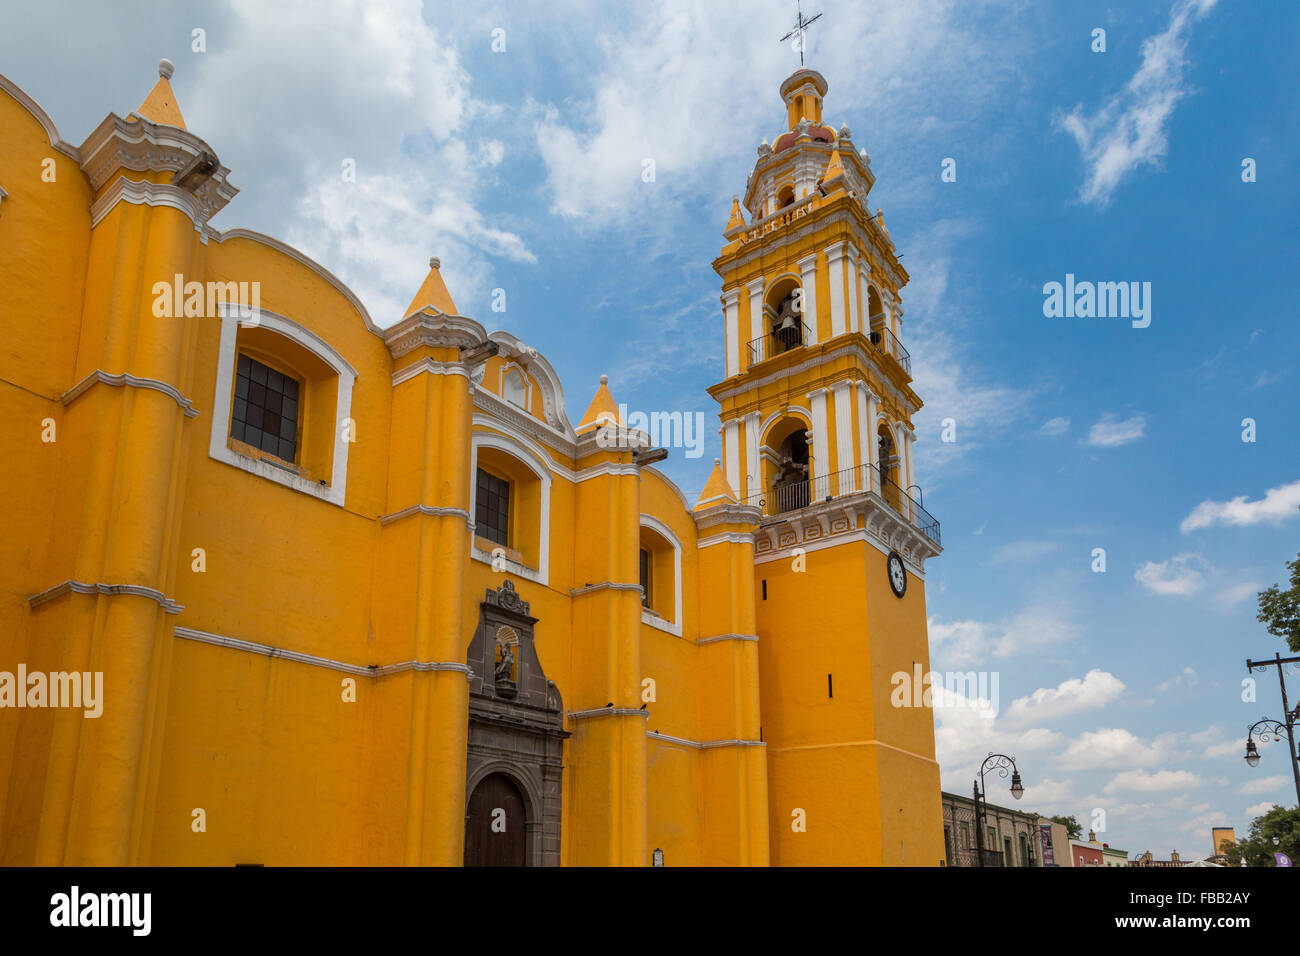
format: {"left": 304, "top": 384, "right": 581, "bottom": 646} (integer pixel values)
{"left": 708, "top": 68, "right": 945, "bottom": 865}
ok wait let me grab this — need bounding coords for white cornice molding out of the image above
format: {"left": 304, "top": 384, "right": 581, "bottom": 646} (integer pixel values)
{"left": 61, "top": 369, "right": 199, "bottom": 418}
{"left": 383, "top": 310, "right": 487, "bottom": 358}
{"left": 696, "top": 530, "right": 755, "bottom": 549}
{"left": 379, "top": 504, "right": 473, "bottom": 530}
{"left": 711, "top": 338, "right": 918, "bottom": 416}
{"left": 697, "top": 632, "right": 758, "bottom": 644}
{"left": 647, "top": 730, "right": 765, "bottom": 749}
{"left": 79, "top": 112, "right": 237, "bottom": 221}
{"left": 391, "top": 356, "right": 471, "bottom": 386}
{"left": 0, "top": 72, "right": 80, "bottom": 159}
{"left": 90, "top": 176, "right": 205, "bottom": 235}
{"left": 174, "top": 626, "right": 472, "bottom": 678}
{"left": 568, "top": 707, "right": 651, "bottom": 720}
{"left": 29, "top": 579, "right": 184, "bottom": 614}
{"left": 570, "top": 581, "right": 642, "bottom": 597}
{"left": 692, "top": 501, "right": 761, "bottom": 534}
{"left": 473, "top": 385, "right": 578, "bottom": 450}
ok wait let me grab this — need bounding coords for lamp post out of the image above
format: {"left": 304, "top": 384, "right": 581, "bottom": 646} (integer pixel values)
{"left": 973, "top": 753, "right": 1024, "bottom": 867}
{"left": 1243, "top": 650, "right": 1300, "bottom": 808}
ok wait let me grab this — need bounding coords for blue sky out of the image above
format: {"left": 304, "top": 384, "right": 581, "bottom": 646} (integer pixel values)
{"left": 4, "top": 0, "right": 1298, "bottom": 859}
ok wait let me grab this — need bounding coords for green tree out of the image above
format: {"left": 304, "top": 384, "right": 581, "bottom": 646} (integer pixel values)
{"left": 1220, "top": 805, "right": 1300, "bottom": 867}
{"left": 1257, "top": 552, "right": 1300, "bottom": 652}
{"left": 1028, "top": 814, "right": 1081, "bottom": 840}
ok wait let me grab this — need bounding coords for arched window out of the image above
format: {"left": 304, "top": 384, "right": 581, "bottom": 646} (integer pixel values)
{"left": 470, "top": 432, "right": 552, "bottom": 585}
{"left": 777, "top": 184, "right": 795, "bottom": 209}
{"left": 639, "top": 516, "right": 682, "bottom": 636}
{"left": 502, "top": 366, "right": 528, "bottom": 410}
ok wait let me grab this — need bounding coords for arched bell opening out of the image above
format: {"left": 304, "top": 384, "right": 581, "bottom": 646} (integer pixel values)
{"left": 764, "top": 416, "right": 812, "bottom": 514}
{"left": 763, "top": 276, "right": 805, "bottom": 359}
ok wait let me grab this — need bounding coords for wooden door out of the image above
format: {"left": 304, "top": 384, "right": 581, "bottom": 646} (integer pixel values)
{"left": 464, "top": 773, "right": 527, "bottom": 867}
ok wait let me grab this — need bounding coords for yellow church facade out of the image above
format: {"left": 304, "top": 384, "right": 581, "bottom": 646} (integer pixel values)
{"left": 0, "top": 61, "right": 943, "bottom": 866}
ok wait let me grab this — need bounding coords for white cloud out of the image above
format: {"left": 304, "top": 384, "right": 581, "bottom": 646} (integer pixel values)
{"left": 1180, "top": 478, "right": 1300, "bottom": 533}
{"left": 1085, "top": 413, "right": 1147, "bottom": 447}
{"left": 181, "top": 0, "right": 533, "bottom": 325}
{"left": 1055, "top": 0, "right": 1219, "bottom": 206}
{"left": 1103, "top": 768, "right": 1201, "bottom": 794}
{"left": 1001, "top": 670, "right": 1126, "bottom": 729}
{"left": 1214, "top": 580, "right": 1263, "bottom": 607}
{"left": 1156, "top": 666, "right": 1197, "bottom": 693}
{"left": 990, "top": 539, "right": 1060, "bottom": 564}
{"left": 1241, "top": 774, "right": 1290, "bottom": 796}
{"left": 1134, "top": 553, "right": 1208, "bottom": 595}
{"left": 1245, "top": 801, "right": 1281, "bottom": 817}
{"left": 1060, "top": 728, "right": 1178, "bottom": 771}
{"left": 1039, "top": 416, "right": 1070, "bottom": 436}
{"left": 929, "top": 605, "right": 1077, "bottom": 668}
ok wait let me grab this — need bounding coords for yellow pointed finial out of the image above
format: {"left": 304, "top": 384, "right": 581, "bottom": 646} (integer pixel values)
{"left": 724, "top": 194, "right": 746, "bottom": 234}
{"left": 694, "top": 457, "right": 738, "bottom": 510}
{"left": 404, "top": 255, "right": 459, "bottom": 317}
{"left": 136, "top": 59, "right": 187, "bottom": 129}
{"left": 577, "top": 374, "right": 620, "bottom": 434}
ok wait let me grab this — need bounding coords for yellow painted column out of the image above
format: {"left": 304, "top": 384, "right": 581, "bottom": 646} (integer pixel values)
{"left": 40, "top": 197, "right": 197, "bottom": 865}
{"left": 567, "top": 435, "right": 648, "bottom": 865}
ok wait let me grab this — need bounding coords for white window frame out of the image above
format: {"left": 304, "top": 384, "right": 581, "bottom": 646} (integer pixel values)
{"left": 469, "top": 429, "right": 551, "bottom": 586}
{"left": 210, "top": 303, "right": 357, "bottom": 506}
{"left": 498, "top": 361, "right": 532, "bottom": 411}
{"left": 639, "top": 514, "right": 682, "bottom": 637}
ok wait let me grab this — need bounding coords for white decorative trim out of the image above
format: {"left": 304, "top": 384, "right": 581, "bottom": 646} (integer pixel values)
{"left": 722, "top": 288, "right": 741, "bottom": 378}
{"left": 391, "top": 356, "right": 471, "bottom": 386}
{"left": 497, "top": 360, "right": 533, "bottom": 412}
{"left": 90, "top": 177, "right": 207, "bottom": 238}
{"left": 28, "top": 580, "right": 184, "bottom": 614}
{"left": 697, "top": 530, "right": 755, "bottom": 549}
{"left": 646, "top": 730, "right": 765, "bottom": 749}
{"left": 641, "top": 465, "right": 692, "bottom": 513}
{"left": 568, "top": 707, "right": 651, "bottom": 720}
{"left": 216, "top": 229, "right": 377, "bottom": 333}
{"left": 743, "top": 412, "right": 761, "bottom": 500}
{"left": 209, "top": 304, "right": 356, "bottom": 507}
{"left": 712, "top": 339, "right": 918, "bottom": 418}
{"left": 797, "top": 252, "right": 820, "bottom": 346}
{"left": 0, "top": 183, "right": 7, "bottom": 213}
{"left": 722, "top": 420, "right": 741, "bottom": 496}
{"left": 487, "top": 330, "right": 575, "bottom": 435}
{"left": 697, "top": 633, "right": 758, "bottom": 644}
{"left": 570, "top": 582, "right": 642, "bottom": 597}
{"left": 639, "top": 514, "right": 683, "bottom": 637}
{"left": 755, "top": 527, "right": 928, "bottom": 577}
{"left": 62, "top": 369, "right": 199, "bottom": 418}
{"left": 0, "top": 71, "right": 80, "bottom": 158}
{"left": 174, "top": 626, "right": 471, "bottom": 678}
{"left": 379, "top": 504, "right": 474, "bottom": 530}
{"left": 471, "top": 428, "right": 552, "bottom": 586}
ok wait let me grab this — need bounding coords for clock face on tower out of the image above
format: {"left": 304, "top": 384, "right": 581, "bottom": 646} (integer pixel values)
{"left": 887, "top": 552, "right": 907, "bottom": 598}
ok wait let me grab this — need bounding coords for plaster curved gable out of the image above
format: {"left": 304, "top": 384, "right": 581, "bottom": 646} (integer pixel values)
{"left": 487, "top": 330, "right": 576, "bottom": 438}
{"left": 0, "top": 72, "right": 79, "bottom": 159}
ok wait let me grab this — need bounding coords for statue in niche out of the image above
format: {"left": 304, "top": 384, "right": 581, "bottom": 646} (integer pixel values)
{"left": 494, "top": 640, "right": 515, "bottom": 683}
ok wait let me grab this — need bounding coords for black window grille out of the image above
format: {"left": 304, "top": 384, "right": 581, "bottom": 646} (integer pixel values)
{"left": 231, "top": 353, "right": 300, "bottom": 463}
{"left": 476, "top": 469, "right": 510, "bottom": 546}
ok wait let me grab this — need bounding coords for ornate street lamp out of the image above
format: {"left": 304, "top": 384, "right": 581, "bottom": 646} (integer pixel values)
{"left": 1242, "top": 717, "right": 1300, "bottom": 807}
{"left": 973, "top": 753, "right": 1024, "bottom": 867}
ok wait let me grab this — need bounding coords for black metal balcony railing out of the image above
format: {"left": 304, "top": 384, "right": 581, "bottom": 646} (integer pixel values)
{"left": 741, "top": 462, "right": 941, "bottom": 547}
{"left": 868, "top": 325, "right": 911, "bottom": 377}
{"left": 747, "top": 320, "right": 811, "bottom": 366}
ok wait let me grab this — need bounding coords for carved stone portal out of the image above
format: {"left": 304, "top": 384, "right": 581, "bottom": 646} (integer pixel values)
{"left": 464, "top": 581, "right": 568, "bottom": 867}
